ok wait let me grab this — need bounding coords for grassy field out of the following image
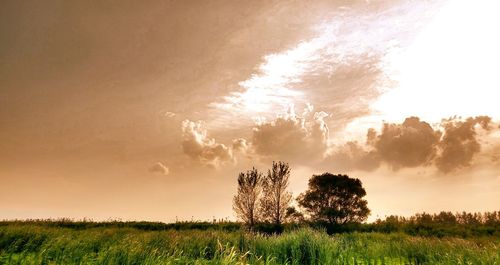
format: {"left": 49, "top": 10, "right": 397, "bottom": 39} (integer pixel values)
{"left": 0, "top": 223, "right": 498, "bottom": 265}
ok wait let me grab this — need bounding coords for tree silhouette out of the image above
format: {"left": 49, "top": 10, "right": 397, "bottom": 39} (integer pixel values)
{"left": 259, "top": 161, "right": 292, "bottom": 226}
{"left": 285, "top": 206, "right": 304, "bottom": 223}
{"left": 297, "top": 173, "right": 370, "bottom": 225}
{"left": 232, "top": 167, "right": 262, "bottom": 228}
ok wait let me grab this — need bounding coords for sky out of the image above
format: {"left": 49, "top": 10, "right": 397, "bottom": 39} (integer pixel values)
{"left": 1, "top": 0, "right": 499, "bottom": 222}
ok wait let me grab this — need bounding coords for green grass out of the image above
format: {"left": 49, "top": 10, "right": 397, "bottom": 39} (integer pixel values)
{"left": 0, "top": 224, "right": 498, "bottom": 264}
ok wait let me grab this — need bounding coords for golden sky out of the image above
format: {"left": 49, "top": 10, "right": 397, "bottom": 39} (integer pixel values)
{"left": 1, "top": 0, "right": 499, "bottom": 222}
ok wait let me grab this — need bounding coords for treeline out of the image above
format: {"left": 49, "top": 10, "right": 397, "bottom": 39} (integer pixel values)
{"left": 0, "top": 219, "right": 239, "bottom": 232}
{"left": 253, "top": 211, "right": 500, "bottom": 237}
{"left": 366, "top": 211, "right": 500, "bottom": 237}
{"left": 1, "top": 211, "right": 498, "bottom": 238}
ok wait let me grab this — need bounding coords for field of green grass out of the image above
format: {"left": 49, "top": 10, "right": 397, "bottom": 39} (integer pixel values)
{"left": 1, "top": 223, "right": 498, "bottom": 265}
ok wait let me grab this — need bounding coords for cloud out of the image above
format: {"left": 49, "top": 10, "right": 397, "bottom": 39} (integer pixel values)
{"left": 324, "top": 116, "right": 495, "bottom": 174}
{"left": 181, "top": 120, "right": 233, "bottom": 168}
{"left": 208, "top": 1, "right": 440, "bottom": 131}
{"left": 325, "top": 141, "right": 381, "bottom": 172}
{"left": 371, "top": 117, "right": 442, "bottom": 169}
{"left": 251, "top": 105, "right": 329, "bottom": 163}
{"left": 149, "top": 162, "right": 170, "bottom": 175}
{"left": 162, "top": 111, "right": 176, "bottom": 118}
{"left": 325, "top": 117, "right": 441, "bottom": 172}
{"left": 232, "top": 138, "right": 251, "bottom": 155}
{"left": 489, "top": 141, "right": 500, "bottom": 166}
{"left": 435, "top": 116, "right": 492, "bottom": 173}
{"left": 179, "top": 104, "right": 329, "bottom": 168}
{"left": 179, "top": 112, "right": 495, "bottom": 174}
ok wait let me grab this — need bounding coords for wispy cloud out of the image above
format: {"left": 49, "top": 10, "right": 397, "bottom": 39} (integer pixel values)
{"left": 210, "top": 1, "right": 439, "bottom": 129}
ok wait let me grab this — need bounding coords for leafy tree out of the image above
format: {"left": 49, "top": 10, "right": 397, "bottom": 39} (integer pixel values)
{"left": 434, "top": 211, "right": 457, "bottom": 225}
{"left": 297, "top": 173, "right": 370, "bottom": 225}
{"left": 285, "top": 206, "right": 304, "bottom": 223}
{"left": 233, "top": 168, "right": 262, "bottom": 228}
{"left": 259, "top": 161, "right": 292, "bottom": 225}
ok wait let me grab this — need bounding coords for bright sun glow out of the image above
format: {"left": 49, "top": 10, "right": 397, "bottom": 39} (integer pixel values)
{"left": 216, "top": 33, "right": 325, "bottom": 115}
{"left": 213, "top": 1, "right": 437, "bottom": 126}
{"left": 373, "top": 0, "right": 500, "bottom": 123}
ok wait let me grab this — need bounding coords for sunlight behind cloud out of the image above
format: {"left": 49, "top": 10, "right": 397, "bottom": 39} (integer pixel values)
{"left": 211, "top": 1, "right": 438, "bottom": 129}
{"left": 372, "top": 0, "right": 500, "bottom": 123}
{"left": 213, "top": 32, "right": 326, "bottom": 116}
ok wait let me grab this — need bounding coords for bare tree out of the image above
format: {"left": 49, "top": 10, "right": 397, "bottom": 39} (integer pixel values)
{"left": 232, "top": 167, "right": 262, "bottom": 228}
{"left": 259, "top": 161, "right": 292, "bottom": 225}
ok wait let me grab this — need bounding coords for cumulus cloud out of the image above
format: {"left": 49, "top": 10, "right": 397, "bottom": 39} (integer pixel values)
{"left": 251, "top": 105, "right": 329, "bottom": 162}
{"left": 325, "top": 116, "right": 495, "bottom": 174}
{"left": 180, "top": 104, "right": 330, "bottom": 168}
{"left": 232, "top": 138, "right": 251, "bottom": 155}
{"left": 179, "top": 111, "right": 495, "bottom": 174}
{"left": 325, "top": 117, "right": 441, "bottom": 171}
{"left": 181, "top": 120, "right": 233, "bottom": 168}
{"left": 149, "top": 162, "right": 170, "bottom": 175}
{"left": 435, "top": 116, "right": 491, "bottom": 173}
{"left": 326, "top": 141, "right": 381, "bottom": 172}
{"left": 371, "top": 117, "right": 441, "bottom": 169}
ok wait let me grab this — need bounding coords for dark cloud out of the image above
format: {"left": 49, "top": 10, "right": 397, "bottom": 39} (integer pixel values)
{"left": 435, "top": 116, "right": 491, "bottom": 173}
{"left": 324, "top": 116, "right": 494, "bottom": 174}
{"left": 372, "top": 117, "right": 441, "bottom": 169}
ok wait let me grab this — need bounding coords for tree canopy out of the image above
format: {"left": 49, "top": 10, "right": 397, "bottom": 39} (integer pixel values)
{"left": 297, "top": 173, "right": 370, "bottom": 225}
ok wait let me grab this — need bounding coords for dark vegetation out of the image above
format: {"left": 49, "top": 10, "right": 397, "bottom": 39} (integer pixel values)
{"left": 233, "top": 162, "right": 371, "bottom": 235}
{"left": 298, "top": 173, "right": 370, "bottom": 226}
{"left": 233, "top": 161, "right": 373, "bottom": 234}
{"left": 1, "top": 211, "right": 498, "bottom": 238}
{"left": 0, "top": 219, "right": 240, "bottom": 232}
{"left": 230, "top": 161, "right": 499, "bottom": 238}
